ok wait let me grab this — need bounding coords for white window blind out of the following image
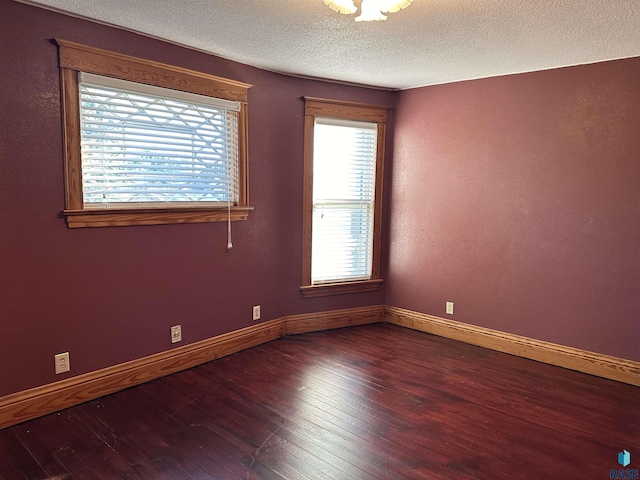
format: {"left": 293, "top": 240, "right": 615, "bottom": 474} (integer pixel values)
{"left": 311, "top": 117, "right": 378, "bottom": 284}
{"left": 78, "top": 73, "right": 241, "bottom": 209}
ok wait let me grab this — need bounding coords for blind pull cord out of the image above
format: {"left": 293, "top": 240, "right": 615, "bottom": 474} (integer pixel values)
{"left": 226, "top": 178, "right": 233, "bottom": 251}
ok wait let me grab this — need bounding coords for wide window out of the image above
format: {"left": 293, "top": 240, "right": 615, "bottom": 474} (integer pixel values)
{"left": 56, "top": 39, "right": 252, "bottom": 228}
{"left": 301, "top": 97, "right": 389, "bottom": 298}
{"left": 79, "top": 73, "right": 240, "bottom": 209}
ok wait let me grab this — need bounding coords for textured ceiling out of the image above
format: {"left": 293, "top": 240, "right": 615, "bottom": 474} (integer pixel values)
{"left": 21, "top": 0, "right": 640, "bottom": 89}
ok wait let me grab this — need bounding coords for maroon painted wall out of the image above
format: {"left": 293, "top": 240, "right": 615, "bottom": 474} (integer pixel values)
{"left": 0, "top": 0, "right": 395, "bottom": 397}
{"left": 388, "top": 59, "right": 640, "bottom": 361}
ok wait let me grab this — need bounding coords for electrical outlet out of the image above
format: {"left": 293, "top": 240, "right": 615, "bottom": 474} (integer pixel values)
{"left": 252, "top": 305, "right": 261, "bottom": 321}
{"left": 446, "top": 302, "right": 454, "bottom": 315}
{"left": 55, "top": 352, "right": 70, "bottom": 374}
{"left": 171, "top": 325, "right": 182, "bottom": 344}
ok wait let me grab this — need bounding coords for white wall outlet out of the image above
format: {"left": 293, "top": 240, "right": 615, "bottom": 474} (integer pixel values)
{"left": 252, "top": 305, "right": 261, "bottom": 321}
{"left": 446, "top": 302, "right": 454, "bottom": 315}
{"left": 171, "top": 325, "right": 182, "bottom": 344}
{"left": 55, "top": 352, "right": 70, "bottom": 374}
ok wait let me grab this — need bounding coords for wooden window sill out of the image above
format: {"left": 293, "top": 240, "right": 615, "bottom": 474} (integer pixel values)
{"left": 62, "top": 206, "right": 254, "bottom": 228}
{"left": 300, "top": 279, "right": 383, "bottom": 298}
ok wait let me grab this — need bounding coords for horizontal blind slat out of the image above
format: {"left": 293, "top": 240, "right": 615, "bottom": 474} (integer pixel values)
{"left": 80, "top": 72, "right": 242, "bottom": 111}
{"left": 80, "top": 75, "right": 239, "bottom": 206}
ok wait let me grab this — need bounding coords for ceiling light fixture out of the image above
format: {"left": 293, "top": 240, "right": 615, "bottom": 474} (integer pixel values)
{"left": 324, "top": 0, "right": 413, "bottom": 22}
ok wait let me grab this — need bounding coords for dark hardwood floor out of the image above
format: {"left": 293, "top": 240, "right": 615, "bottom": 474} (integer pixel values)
{"left": 1, "top": 323, "right": 638, "bottom": 479}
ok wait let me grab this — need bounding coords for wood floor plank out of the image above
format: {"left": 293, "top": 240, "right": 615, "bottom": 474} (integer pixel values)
{"left": 212, "top": 367, "right": 434, "bottom": 476}
{"left": 0, "top": 429, "right": 32, "bottom": 480}
{"left": 231, "top": 382, "right": 445, "bottom": 480}
{"left": 52, "top": 445, "right": 141, "bottom": 480}
{"left": 175, "top": 385, "right": 383, "bottom": 480}
{"left": 1, "top": 323, "right": 638, "bottom": 479}
{"left": 215, "top": 381, "right": 405, "bottom": 480}
{"left": 132, "top": 456, "right": 205, "bottom": 480}
{"left": 0, "top": 427, "right": 49, "bottom": 480}
{"left": 11, "top": 414, "right": 79, "bottom": 479}
{"left": 262, "top": 324, "right": 637, "bottom": 478}
{"left": 80, "top": 389, "right": 248, "bottom": 479}
{"left": 289, "top": 327, "right": 639, "bottom": 442}
{"left": 166, "top": 399, "right": 283, "bottom": 479}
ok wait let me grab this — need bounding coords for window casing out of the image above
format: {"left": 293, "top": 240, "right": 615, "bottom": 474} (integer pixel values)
{"left": 56, "top": 39, "right": 252, "bottom": 228}
{"left": 301, "top": 97, "right": 389, "bottom": 298}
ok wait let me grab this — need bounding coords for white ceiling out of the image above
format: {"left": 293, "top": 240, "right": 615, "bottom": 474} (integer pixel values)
{"left": 22, "top": 0, "right": 640, "bottom": 89}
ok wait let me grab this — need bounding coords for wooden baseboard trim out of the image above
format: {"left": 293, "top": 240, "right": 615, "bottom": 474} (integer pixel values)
{"left": 5, "top": 303, "right": 634, "bottom": 429}
{"left": 285, "top": 304, "right": 384, "bottom": 335}
{"left": 0, "top": 305, "right": 383, "bottom": 430}
{"left": 385, "top": 306, "right": 640, "bottom": 387}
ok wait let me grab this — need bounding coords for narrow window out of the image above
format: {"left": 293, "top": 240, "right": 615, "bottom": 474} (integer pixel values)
{"left": 312, "top": 118, "right": 377, "bottom": 283}
{"left": 301, "top": 98, "right": 389, "bottom": 297}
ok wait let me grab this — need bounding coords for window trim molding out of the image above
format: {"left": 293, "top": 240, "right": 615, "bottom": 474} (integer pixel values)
{"left": 54, "top": 39, "right": 253, "bottom": 228}
{"left": 300, "top": 97, "right": 389, "bottom": 298}
{"left": 62, "top": 206, "right": 255, "bottom": 229}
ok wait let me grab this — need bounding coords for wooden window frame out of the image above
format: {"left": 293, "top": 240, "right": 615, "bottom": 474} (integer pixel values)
{"left": 55, "top": 39, "right": 253, "bottom": 228}
{"left": 300, "top": 97, "right": 389, "bottom": 298}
